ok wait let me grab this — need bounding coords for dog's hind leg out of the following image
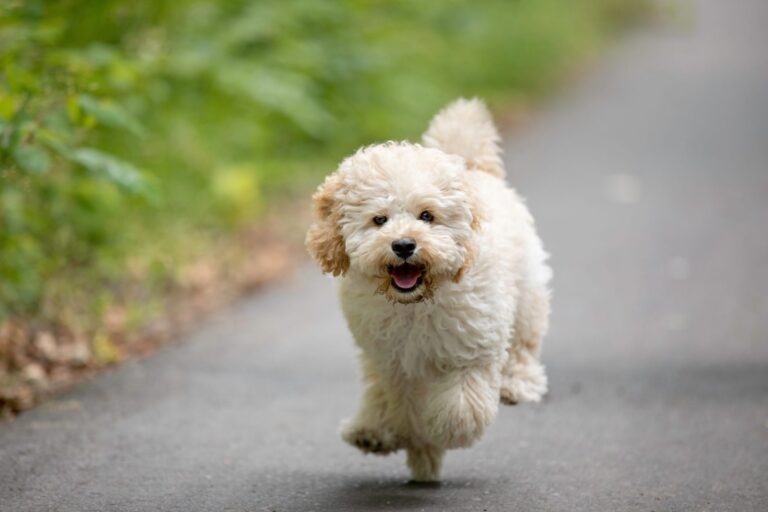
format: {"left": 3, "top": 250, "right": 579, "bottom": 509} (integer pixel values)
{"left": 340, "top": 354, "right": 403, "bottom": 455}
{"left": 406, "top": 445, "right": 445, "bottom": 482}
{"left": 500, "top": 281, "right": 550, "bottom": 405}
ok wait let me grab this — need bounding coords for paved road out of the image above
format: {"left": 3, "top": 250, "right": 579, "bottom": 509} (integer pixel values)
{"left": 2, "top": 1, "right": 768, "bottom": 510}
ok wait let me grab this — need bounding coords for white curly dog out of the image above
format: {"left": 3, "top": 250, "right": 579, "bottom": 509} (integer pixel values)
{"left": 306, "top": 98, "right": 551, "bottom": 481}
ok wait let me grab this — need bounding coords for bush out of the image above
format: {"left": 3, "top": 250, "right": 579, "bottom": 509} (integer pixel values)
{"left": 0, "top": 0, "right": 648, "bottom": 322}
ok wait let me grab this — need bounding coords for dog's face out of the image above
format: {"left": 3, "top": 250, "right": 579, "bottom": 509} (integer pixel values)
{"left": 306, "top": 143, "right": 480, "bottom": 303}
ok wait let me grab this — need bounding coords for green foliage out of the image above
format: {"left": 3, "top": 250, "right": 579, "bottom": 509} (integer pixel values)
{"left": 0, "top": 0, "right": 648, "bottom": 321}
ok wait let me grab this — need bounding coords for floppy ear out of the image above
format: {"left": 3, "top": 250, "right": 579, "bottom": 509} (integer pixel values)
{"left": 305, "top": 174, "right": 350, "bottom": 276}
{"left": 452, "top": 245, "right": 474, "bottom": 283}
{"left": 453, "top": 188, "right": 484, "bottom": 283}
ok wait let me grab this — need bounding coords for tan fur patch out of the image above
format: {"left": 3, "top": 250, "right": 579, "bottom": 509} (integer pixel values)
{"left": 305, "top": 175, "right": 350, "bottom": 276}
{"left": 469, "top": 184, "right": 486, "bottom": 231}
{"left": 453, "top": 187, "right": 484, "bottom": 283}
{"left": 452, "top": 244, "right": 475, "bottom": 283}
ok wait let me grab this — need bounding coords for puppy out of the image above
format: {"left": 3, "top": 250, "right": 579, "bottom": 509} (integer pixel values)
{"left": 306, "top": 98, "right": 551, "bottom": 481}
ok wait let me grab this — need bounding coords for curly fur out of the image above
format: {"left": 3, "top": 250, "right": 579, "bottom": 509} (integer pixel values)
{"left": 306, "top": 98, "right": 552, "bottom": 481}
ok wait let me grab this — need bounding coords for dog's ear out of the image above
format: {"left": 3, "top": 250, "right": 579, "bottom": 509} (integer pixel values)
{"left": 305, "top": 173, "right": 350, "bottom": 276}
{"left": 452, "top": 244, "right": 475, "bottom": 283}
{"left": 453, "top": 187, "right": 484, "bottom": 283}
{"left": 469, "top": 192, "right": 485, "bottom": 232}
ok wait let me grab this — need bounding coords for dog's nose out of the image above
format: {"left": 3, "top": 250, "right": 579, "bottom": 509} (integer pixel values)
{"left": 392, "top": 238, "right": 416, "bottom": 259}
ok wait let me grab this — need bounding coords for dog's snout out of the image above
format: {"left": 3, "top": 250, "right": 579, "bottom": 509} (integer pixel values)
{"left": 392, "top": 238, "right": 416, "bottom": 259}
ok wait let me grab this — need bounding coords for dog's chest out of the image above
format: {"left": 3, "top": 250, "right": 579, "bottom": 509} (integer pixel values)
{"left": 341, "top": 289, "right": 509, "bottom": 377}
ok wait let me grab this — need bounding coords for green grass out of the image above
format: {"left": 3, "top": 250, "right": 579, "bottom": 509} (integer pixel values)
{"left": 0, "top": 0, "right": 651, "bottom": 329}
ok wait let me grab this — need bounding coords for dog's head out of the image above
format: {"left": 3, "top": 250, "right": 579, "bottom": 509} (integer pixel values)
{"left": 306, "top": 142, "right": 482, "bottom": 303}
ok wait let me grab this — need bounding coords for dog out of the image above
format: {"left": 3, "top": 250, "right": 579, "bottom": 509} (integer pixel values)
{"left": 306, "top": 98, "right": 551, "bottom": 481}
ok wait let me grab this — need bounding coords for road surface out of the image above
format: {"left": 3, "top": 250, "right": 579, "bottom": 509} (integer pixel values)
{"left": 2, "top": 0, "right": 767, "bottom": 510}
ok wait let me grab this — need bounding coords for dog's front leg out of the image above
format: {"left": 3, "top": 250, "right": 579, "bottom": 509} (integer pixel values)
{"left": 340, "top": 354, "right": 402, "bottom": 455}
{"left": 423, "top": 365, "right": 500, "bottom": 450}
{"left": 406, "top": 444, "right": 445, "bottom": 482}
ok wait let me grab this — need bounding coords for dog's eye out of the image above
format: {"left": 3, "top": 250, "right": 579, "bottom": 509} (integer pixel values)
{"left": 372, "top": 215, "right": 388, "bottom": 226}
{"left": 419, "top": 211, "right": 434, "bottom": 223}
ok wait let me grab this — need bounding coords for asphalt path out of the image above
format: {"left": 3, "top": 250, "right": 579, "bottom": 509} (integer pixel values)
{"left": 2, "top": 0, "right": 767, "bottom": 510}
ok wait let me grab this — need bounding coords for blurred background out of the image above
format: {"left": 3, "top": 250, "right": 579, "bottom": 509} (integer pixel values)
{"left": 0, "top": 0, "right": 653, "bottom": 415}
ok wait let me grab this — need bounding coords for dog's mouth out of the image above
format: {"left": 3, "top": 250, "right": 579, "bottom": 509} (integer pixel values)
{"left": 388, "top": 263, "right": 424, "bottom": 293}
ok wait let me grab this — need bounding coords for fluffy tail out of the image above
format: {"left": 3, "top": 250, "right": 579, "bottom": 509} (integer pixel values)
{"left": 422, "top": 98, "right": 504, "bottom": 178}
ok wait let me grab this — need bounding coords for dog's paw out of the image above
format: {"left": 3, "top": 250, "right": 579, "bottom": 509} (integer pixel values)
{"left": 500, "top": 364, "right": 548, "bottom": 405}
{"left": 340, "top": 421, "right": 400, "bottom": 455}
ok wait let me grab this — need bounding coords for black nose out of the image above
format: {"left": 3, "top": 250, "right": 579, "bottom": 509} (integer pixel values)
{"left": 392, "top": 238, "right": 416, "bottom": 259}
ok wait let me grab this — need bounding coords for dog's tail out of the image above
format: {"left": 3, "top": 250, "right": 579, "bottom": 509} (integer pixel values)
{"left": 422, "top": 98, "right": 504, "bottom": 178}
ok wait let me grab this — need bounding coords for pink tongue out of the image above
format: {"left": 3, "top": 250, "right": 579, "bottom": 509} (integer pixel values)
{"left": 391, "top": 266, "right": 421, "bottom": 289}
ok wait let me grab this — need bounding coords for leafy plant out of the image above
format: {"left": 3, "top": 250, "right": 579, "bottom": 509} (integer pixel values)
{"left": 0, "top": 0, "right": 650, "bottom": 323}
